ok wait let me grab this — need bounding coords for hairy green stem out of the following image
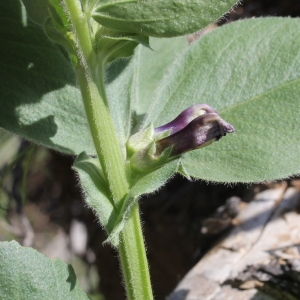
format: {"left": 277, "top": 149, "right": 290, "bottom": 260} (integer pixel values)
{"left": 76, "top": 64, "right": 129, "bottom": 202}
{"left": 65, "top": 0, "right": 128, "bottom": 201}
{"left": 64, "top": 0, "right": 153, "bottom": 299}
{"left": 119, "top": 204, "right": 154, "bottom": 300}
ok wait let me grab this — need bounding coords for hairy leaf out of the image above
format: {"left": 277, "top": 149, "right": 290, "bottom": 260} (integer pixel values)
{"left": 0, "top": 241, "right": 89, "bottom": 300}
{"left": 104, "top": 37, "right": 188, "bottom": 146}
{"left": 106, "top": 37, "right": 188, "bottom": 136}
{"left": 142, "top": 18, "right": 300, "bottom": 182}
{"left": 130, "top": 37, "right": 188, "bottom": 122}
{"left": 75, "top": 152, "right": 179, "bottom": 245}
{"left": 105, "top": 59, "right": 135, "bottom": 147}
{"left": 92, "top": 0, "right": 238, "bottom": 37}
{"left": 0, "top": 0, "right": 94, "bottom": 155}
{"left": 73, "top": 152, "right": 116, "bottom": 233}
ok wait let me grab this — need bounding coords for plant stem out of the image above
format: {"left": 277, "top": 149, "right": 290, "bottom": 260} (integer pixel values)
{"left": 64, "top": 0, "right": 128, "bottom": 202}
{"left": 76, "top": 64, "right": 128, "bottom": 202}
{"left": 64, "top": 0, "right": 153, "bottom": 299}
{"left": 119, "top": 204, "right": 154, "bottom": 300}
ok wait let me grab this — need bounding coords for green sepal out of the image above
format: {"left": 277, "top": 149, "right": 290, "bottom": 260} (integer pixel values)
{"left": 126, "top": 124, "right": 154, "bottom": 156}
{"left": 130, "top": 142, "right": 174, "bottom": 173}
{"left": 127, "top": 124, "right": 173, "bottom": 173}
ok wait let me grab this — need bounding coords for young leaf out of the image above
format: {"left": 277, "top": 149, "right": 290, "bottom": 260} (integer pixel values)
{"left": 73, "top": 152, "right": 117, "bottom": 233}
{"left": 74, "top": 152, "right": 178, "bottom": 245}
{"left": 142, "top": 18, "right": 300, "bottom": 182}
{"left": 0, "top": 0, "right": 94, "bottom": 155}
{"left": 92, "top": 0, "right": 238, "bottom": 37}
{"left": 0, "top": 241, "right": 90, "bottom": 300}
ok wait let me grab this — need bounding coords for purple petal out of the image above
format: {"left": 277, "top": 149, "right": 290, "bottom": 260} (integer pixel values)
{"left": 154, "top": 104, "right": 217, "bottom": 136}
{"left": 155, "top": 113, "right": 235, "bottom": 156}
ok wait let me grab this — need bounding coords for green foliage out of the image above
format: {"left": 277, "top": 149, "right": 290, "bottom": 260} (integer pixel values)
{"left": 1, "top": 1, "right": 299, "bottom": 183}
{"left": 1, "top": 2, "right": 299, "bottom": 184}
{"left": 0, "top": 241, "right": 90, "bottom": 300}
{"left": 128, "top": 37, "right": 189, "bottom": 125}
{"left": 0, "top": 0, "right": 94, "bottom": 155}
{"left": 1, "top": 0, "right": 300, "bottom": 299}
{"left": 92, "top": 0, "right": 238, "bottom": 37}
{"left": 73, "top": 152, "right": 115, "bottom": 231}
{"left": 74, "top": 152, "right": 179, "bottom": 245}
{"left": 135, "top": 18, "right": 300, "bottom": 182}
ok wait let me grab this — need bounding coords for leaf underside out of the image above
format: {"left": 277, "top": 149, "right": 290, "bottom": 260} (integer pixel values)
{"left": 0, "top": 0, "right": 94, "bottom": 155}
{"left": 92, "top": 0, "right": 238, "bottom": 37}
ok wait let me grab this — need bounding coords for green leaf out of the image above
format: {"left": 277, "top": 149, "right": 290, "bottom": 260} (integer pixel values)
{"left": 131, "top": 37, "right": 188, "bottom": 118}
{"left": 0, "top": 241, "right": 90, "bottom": 300}
{"left": 73, "top": 152, "right": 117, "bottom": 233}
{"left": 104, "top": 36, "right": 188, "bottom": 145}
{"left": 74, "top": 152, "right": 178, "bottom": 245}
{"left": 105, "top": 58, "right": 135, "bottom": 147}
{"left": 142, "top": 18, "right": 300, "bottom": 182}
{"left": 130, "top": 159, "right": 179, "bottom": 196}
{"left": 92, "top": 0, "right": 238, "bottom": 37}
{"left": 1, "top": 0, "right": 151, "bottom": 156}
{"left": 0, "top": 1, "right": 187, "bottom": 158}
{"left": 108, "top": 37, "right": 187, "bottom": 135}
{"left": 0, "top": 0, "right": 95, "bottom": 155}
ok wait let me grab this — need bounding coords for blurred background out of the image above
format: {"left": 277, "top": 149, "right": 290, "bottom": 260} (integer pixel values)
{"left": 1, "top": 1, "right": 300, "bottom": 299}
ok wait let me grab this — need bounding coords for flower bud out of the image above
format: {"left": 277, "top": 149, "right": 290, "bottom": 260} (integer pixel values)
{"left": 155, "top": 112, "right": 235, "bottom": 157}
{"left": 127, "top": 104, "right": 234, "bottom": 173}
{"left": 154, "top": 104, "right": 217, "bottom": 136}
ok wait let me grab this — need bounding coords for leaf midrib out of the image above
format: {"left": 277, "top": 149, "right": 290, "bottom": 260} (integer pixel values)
{"left": 220, "top": 76, "right": 300, "bottom": 114}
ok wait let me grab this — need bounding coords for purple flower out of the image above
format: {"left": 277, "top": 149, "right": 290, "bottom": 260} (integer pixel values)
{"left": 128, "top": 104, "right": 234, "bottom": 173}
{"left": 154, "top": 104, "right": 217, "bottom": 136}
{"left": 155, "top": 109, "right": 234, "bottom": 157}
